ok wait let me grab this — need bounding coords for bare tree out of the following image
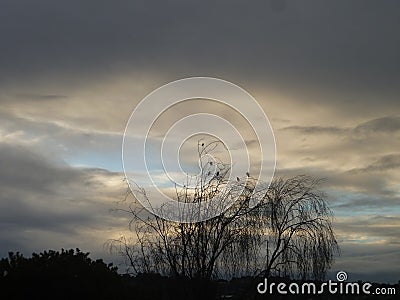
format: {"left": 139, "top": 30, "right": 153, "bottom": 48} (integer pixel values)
{"left": 109, "top": 141, "right": 338, "bottom": 281}
{"left": 218, "top": 175, "right": 339, "bottom": 280}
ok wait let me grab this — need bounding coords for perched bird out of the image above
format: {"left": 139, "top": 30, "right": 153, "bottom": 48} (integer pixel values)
{"left": 236, "top": 177, "right": 240, "bottom": 182}
{"left": 216, "top": 171, "right": 219, "bottom": 176}
{"left": 246, "top": 172, "right": 250, "bottom": 177}
{"left": 201, "top": 143, "right": 204, "bottom": 146}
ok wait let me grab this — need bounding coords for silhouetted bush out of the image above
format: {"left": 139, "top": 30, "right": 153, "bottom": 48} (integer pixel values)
{"left": 0, "top": 249, "right": 124, "bottom": 299}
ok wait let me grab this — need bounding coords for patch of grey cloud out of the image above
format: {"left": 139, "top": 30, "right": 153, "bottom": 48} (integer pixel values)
{"left": 269, "top": 0, "right": 286, "bottom": 13}
{"left": 281, "top": 116, "right": 400, "bottom": 135}
{"left": 279, "top": 116, "right": 400, "bottom": 175}
{"left": 333, "top": 192, "right": 399, "bottom": 210}
{"left": 0, "top": 0, "right": 399, "bottom": 115}
{"left": 277, "top": 162, "right": 399, "bottom": 206}
{"left": 331, "top": 216, "right": 400, "bottom": 283}
{"left": 347, "top": 153, "right": 400, "bottom": 174}
{"left": 330, "top": 242, "right": 400, "bottom": 283}
{"left": 271, "top": 117, "right": 291, "bottom": 124}
{"left": 278, "top": 117, "right": 400, "bottom": 208}
{"left": 13, "top": 93, "right": 69, "bottom": 101}
{"left": 354, "top": 116, "right": 400, "bottom": 134}
{"left": 0, "top": 142, "right": 76, "bottom": 188}
{"left": 348, "top": 215, "right": 400, "bottom": 243}
{"left": 0, "top": 81, "right": 138, "bottom": 134}
{"left": 281, "top": 125, "right": 347, "bottom": 135}
{"left": 0, "top": 141, "right": 128, "bottom": 260}
{"left": 0, "top": 110, "right": 123, "bottom": 170}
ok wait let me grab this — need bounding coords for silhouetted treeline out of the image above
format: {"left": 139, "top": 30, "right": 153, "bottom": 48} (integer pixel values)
{"left": 0, "top": 249, "right": 216, "bottom": 299}
{"left": 0, "top": 249, "right": 398, "bottom": 299}
{"left": 0, "top": 249, "right": 125, "bottom": 299}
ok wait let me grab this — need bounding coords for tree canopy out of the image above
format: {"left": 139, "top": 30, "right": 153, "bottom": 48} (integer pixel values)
{"left": 0, "top": 249, "right": 122, "bottom": 299}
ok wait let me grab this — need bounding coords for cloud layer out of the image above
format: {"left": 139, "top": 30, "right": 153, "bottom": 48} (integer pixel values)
{"left": 0, "top": 141, "right": 129, "bottom": 263}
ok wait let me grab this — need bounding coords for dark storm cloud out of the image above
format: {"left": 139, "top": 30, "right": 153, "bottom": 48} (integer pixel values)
{"left": 1, "top": 0, "right": 399, "bottom": 110}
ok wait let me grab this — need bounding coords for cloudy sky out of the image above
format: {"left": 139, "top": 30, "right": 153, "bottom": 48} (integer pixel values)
{"left": 1, "top": 0, "right": 399, "bottom": 283}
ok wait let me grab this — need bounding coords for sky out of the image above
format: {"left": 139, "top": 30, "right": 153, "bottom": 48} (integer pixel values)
{"left": 0, "top": 0, "right": 399, "bottom": 283}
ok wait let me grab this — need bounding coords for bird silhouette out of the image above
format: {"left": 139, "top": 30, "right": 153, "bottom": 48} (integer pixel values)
{"left": 236, "top": 177, "right": 240, "bottom": 182}
{"left": 246, "top": 172, "right": 250, "bottom": 177}
{"left": 216, "top": 171, "right": 219, "bottom": 176}
{"left": 201, "top": 143, "right": 204, "bottom": 146}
